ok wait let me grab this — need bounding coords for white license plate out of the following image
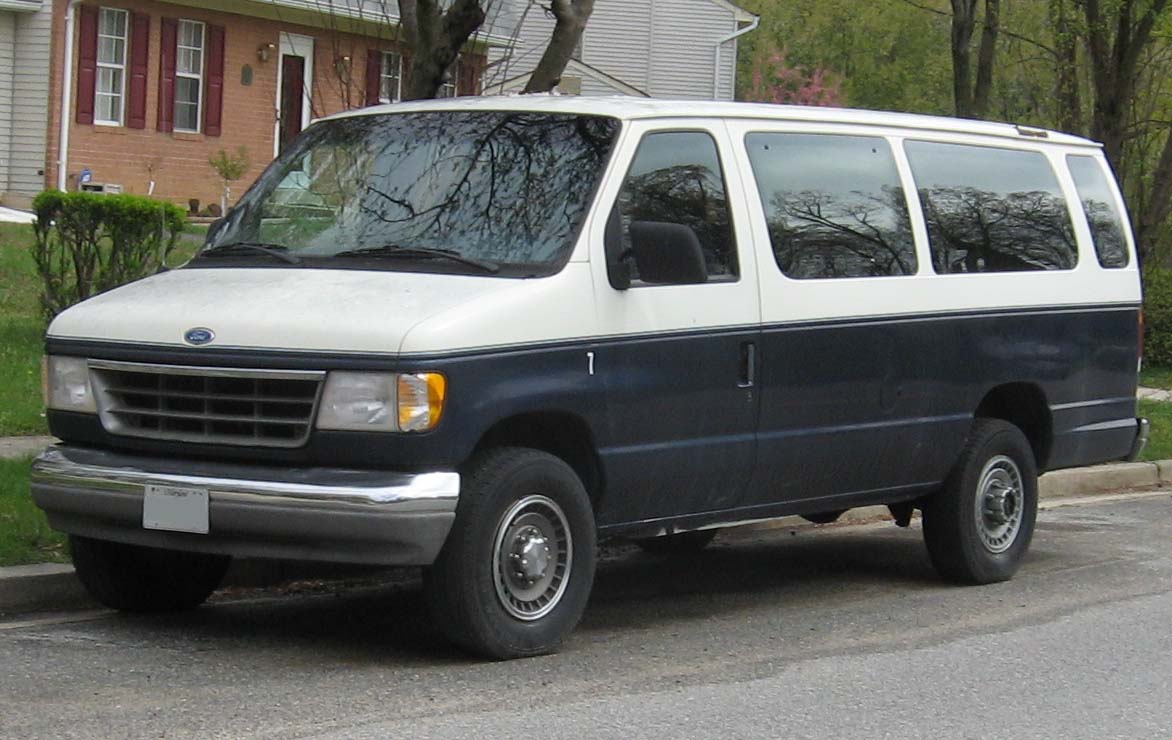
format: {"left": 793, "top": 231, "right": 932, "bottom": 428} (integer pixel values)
{"left": 143, "top": 484, "right": 210, "bottom": 534}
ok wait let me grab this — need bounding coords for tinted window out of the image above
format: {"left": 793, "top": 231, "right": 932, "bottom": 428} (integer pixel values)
{"left": 614, "top": 131, "right": 737, "bottom": 282}
{"left": 745, "top": 133, "right": 916, "bottom": 279}
{"left": 203, "top": 112, "right": 620, "bottom": 277}
{"left": 905, "top": 141, "right": 1077, "bottom": 273}
{"left": 1067, "top": 155, "right": 1130, "bottom": 268}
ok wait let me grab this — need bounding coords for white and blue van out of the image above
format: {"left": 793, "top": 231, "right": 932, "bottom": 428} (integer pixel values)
{"left": 32, "top": 97, "right": 1146, "bottom": 659}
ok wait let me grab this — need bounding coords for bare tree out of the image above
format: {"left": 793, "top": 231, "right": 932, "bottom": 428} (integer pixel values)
{"left": 1076, "top": 0, "right": 1169, "bottom": 166}
{"left": 399, "top": 0, "right": 489, "bottom": 99}
{"left": 1050, "top": 0, "right": 1083, "bottom": 134}
{"left": 523, "top": 0, "right": 595, "bottom": 93}
{"left": 949, "top": 0, "right": 1000, "bottom": 118}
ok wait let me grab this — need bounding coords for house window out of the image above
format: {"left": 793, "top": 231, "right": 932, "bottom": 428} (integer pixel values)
{"left": 174, "top": 19, "right": 205, "bottom": 132}
{"left": 379, "top": 51, "right": 402, "bottom": 103}
{"left": 438, "top": 61, "right": 459, "bottom": 98}
{"left": 95, "top": 7, "right": 129, "bottom": 125}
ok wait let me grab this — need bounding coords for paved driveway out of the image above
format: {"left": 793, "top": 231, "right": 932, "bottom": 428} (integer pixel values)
{"left": 2, "top": 493, "right": 1170, "bottom": 739}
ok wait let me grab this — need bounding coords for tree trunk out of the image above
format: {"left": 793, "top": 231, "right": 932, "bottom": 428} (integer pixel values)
{"left": 971, "top": 0, "right": 999, "bottom": 117}
{"left": 950, "top": 0, "right": 977, "bottom": 117}
{"left": 523, "top": 0, "right": 595, "bottom": 93}
{"left": 1079, "top": 0, "right": 1168, "bottom": 167}
{"left": 1138, "top": 129, "right": 1172, "bottom": 260}
{"left": 1050, "top": 0, "right": 1083, "bottom": 134}
{"left": 400, "top": 0, "right": 486, "bottom": 101}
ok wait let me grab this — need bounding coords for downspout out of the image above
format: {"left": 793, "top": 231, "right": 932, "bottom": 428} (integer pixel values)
{"left": 57, "top": 0, "right": 82, "bottom": 191}
{"left": 713, "top": 15, "right": 759, "bottom": 100}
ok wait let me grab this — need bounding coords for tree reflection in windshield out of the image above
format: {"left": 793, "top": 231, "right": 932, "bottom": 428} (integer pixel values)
{"left": 207, "top": 111, "right": 620, "bottom": 276}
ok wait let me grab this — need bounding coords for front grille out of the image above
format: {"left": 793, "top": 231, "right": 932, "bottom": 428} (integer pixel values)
{"left": 89, "top": 360, "right": 325, "bottom": 448}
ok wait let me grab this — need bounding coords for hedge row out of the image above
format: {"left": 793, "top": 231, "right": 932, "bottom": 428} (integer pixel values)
{"left": 31, "top": 190, "right": 187, "bottom": 321}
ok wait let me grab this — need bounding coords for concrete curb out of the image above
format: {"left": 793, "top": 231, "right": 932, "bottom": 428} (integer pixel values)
{"left": 3, "top": 460, "right": 1172, "bottom": 615}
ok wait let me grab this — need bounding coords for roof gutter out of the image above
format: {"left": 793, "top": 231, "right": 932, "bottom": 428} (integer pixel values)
{"left": 57, "top": 0, "right": 82, "bottom": 191}
{"left": 713, "top": 15, "right": 759, "bottom": 100}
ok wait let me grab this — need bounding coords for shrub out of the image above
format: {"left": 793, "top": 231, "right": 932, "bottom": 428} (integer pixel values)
{"left": 1144, "top": 268, "right": 1172, "bottom": 367}
{"left": 31, "top": 190, "right": 187, "bottom": 321}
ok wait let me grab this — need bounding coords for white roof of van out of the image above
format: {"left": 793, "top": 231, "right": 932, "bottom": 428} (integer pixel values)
{"left": 322, "top": 95, "right": 1101, "bottom": 149}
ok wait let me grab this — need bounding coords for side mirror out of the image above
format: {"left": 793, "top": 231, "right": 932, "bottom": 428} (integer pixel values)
{"left": 604, "top": 206, "right": 631, "bottom": 290}
{"left": 629, "top": 220, "right": 708, "bottom": 285}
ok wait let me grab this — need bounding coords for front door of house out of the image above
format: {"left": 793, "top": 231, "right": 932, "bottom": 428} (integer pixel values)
{"left": 279, "top": 55, "right": 304, "bottom": 153}
{"left": 275, "top": 33, "right": 314, "bottom": 156}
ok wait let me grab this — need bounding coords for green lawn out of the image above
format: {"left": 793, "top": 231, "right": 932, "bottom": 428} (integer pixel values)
{"left": 0, "top": 223, "right": 47, "bottom": 436}
{"left": 1138, "top": 398, "right": 1172, "bottom": 462}
{"left": 0, "top": 222, "right": 203, "bottom": 436}
{"left": 0, "top": 457, "right": 67, "bottom": 566}
{"left": 1140, "top": 365, "right": 1172, "bottom": 391}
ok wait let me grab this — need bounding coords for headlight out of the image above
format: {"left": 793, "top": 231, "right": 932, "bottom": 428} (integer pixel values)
{"left": 316, "top": 371, "right": 446, "bottom": 433}
{"left": 44, "top": 355, "right": 97, "bottom": 413}
{"left": 397, "top": 372, "right": 447, "bottom": 432}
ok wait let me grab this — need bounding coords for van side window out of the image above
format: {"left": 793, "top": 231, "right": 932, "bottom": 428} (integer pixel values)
{"left": 745, "top": 133, "right": 916, "bottom": 279}
{"left": 1066, "top": 155, "right": 1130, "bottom": 269}
{"left": 905, "top": 141, "right": 1077, "bottom": 273}
{"left": 614, "top": 131, "right": 737, "bottom": 283}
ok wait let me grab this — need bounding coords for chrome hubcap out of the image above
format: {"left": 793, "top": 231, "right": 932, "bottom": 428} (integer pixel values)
{"left": 975, "top": 455, "right": 1025, "bottom": 554}
{"left": 492, "top": 495, "right": 572, "bottom": 621}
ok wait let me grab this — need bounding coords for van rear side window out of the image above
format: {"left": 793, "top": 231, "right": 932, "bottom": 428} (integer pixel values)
{"left": 744, "top": 133, "right": 916, "bottom": 279}
{"left": 1066, "top": 155, "right": 1130, "bottom": 269}
{"left": 905, "top": 141, "right": 1077, "bottom": 274}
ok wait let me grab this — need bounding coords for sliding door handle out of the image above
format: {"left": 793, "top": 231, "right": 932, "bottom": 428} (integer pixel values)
{"left": 738, "top": 341, "right": 756, "bottom": 388}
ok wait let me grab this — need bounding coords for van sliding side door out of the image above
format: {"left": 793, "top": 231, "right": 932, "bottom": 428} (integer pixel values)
{"left": 587, "top": 121, "right": 762, "bottom": 527}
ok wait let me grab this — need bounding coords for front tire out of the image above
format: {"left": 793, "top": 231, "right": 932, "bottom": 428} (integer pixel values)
{"left": 922, "top": 418, "right": 1038, "bottom": 584}
{"left": 425, "top": 447, "right": 597, "bottom": 659}
{"left": 69, "top": 536, "right": 230, "bottom": 612}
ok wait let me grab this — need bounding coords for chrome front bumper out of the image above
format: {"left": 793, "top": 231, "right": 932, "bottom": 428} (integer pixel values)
{"left": 1126, "top": 417, "right": 1151, "bottom": 462}
{"left": 31, "top": 446, "right": 460, "bottom": 566}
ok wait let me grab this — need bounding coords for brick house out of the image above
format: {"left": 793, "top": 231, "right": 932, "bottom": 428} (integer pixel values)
{"left": 43, "top": 0, "right": 490, "bottom": 211}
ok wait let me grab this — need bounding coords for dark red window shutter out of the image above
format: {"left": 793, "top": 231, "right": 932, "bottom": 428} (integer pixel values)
{"left": 365, "top": 49, "right": 382, "bottom": 105}
{"left": 157, "top": 17, "right": 177, "bottom": 132}
{"left": 76, "top": 4, "right": 99, "bottom": 124}
{"left": 127, "top": 12, "right": 149, "bottom": 129}
{"left": 457, "top": 53, "right": 485, "bottom": 96}
{"left": 203, "top": 24, "right": 226, "bottom": 136}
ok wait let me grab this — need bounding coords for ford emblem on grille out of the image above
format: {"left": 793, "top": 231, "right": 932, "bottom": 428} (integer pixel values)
{"left": 184, "top": 327, "right": 215, "bottom": 345}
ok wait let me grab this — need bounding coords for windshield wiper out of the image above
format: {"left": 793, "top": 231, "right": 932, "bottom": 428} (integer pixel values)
{"left": 332, "top": 245, "right": 500, "bottom": 274}
{"left": 199, "top": 242, "right": 302, "bottom": 265}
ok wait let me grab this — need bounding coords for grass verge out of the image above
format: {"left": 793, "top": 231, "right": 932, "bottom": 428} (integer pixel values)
{"left": 0, "top": 457, "right": 68, "bottom": 566}
{"left": 1138, "top": 398, "right": 1172, "bottom": 462}
{"left": 1140, "top": 365, "right": 1172, "bottom": 391}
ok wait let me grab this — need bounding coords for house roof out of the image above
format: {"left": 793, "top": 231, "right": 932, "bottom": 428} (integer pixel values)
{"left": 704, "top": 0, "right": 758, "bottom": 24}
{"left": 323, "top": 95, "right": 1101, "bottom": 148}
{"left": 0, "top": 0, "right": 42, "bottom": 12}
{"left": 492, "top": 59, "right": 650, "bottom": 98}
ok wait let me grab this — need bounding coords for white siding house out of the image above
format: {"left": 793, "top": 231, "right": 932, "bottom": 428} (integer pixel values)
{"left": 485, "top": 0, "right": 757, "bottom": 100}
{"left": 0, "top": 0, "right": 51, "bottom": 208}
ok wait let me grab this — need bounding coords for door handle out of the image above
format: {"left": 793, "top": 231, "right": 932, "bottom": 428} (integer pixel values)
{"left": 738, "top": 342, "right": 756, "bottom": 388}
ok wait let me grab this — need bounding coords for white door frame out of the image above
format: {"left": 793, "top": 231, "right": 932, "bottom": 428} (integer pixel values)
{"left": 273, "top": 32, "right": 315, "bottom": 157}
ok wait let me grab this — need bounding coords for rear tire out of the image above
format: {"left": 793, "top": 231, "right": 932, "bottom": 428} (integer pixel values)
{"left": 634, "top": 529, "right": 717, "bottom": 555}
{"left": 922, "top": 419, "right": 1038, "bottom": 584}
{"left": 424, "top": 447, "right": 596, "bottom": 660}
{"left": 69, "top": 536, "right": 230, "bottom": 612}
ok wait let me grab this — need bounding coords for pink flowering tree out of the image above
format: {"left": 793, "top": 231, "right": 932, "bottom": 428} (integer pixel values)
{"left": 742, "top": 47, "right": 844, "bottom": 107}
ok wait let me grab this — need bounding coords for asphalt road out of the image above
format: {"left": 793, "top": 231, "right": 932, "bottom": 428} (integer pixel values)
{"left": 3, "top": 492, "right": 1172, "bottom": 739}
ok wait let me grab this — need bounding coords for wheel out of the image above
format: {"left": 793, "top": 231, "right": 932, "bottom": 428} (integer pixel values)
{"left": 634, "top": 529, "right": 717, "bottom": 555}
{"left": 922, "top": 418, "right": 1038, "bottom": 584}
{"left": 424, "top": 447, "right": 597, "bottom": 660}
{"left": 69, "top": 536, "right": 231, "bottom": 612}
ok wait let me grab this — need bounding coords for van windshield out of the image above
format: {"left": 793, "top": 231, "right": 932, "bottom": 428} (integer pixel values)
{"left": 197, "top": 111, "right": 621, "bottom": 277}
